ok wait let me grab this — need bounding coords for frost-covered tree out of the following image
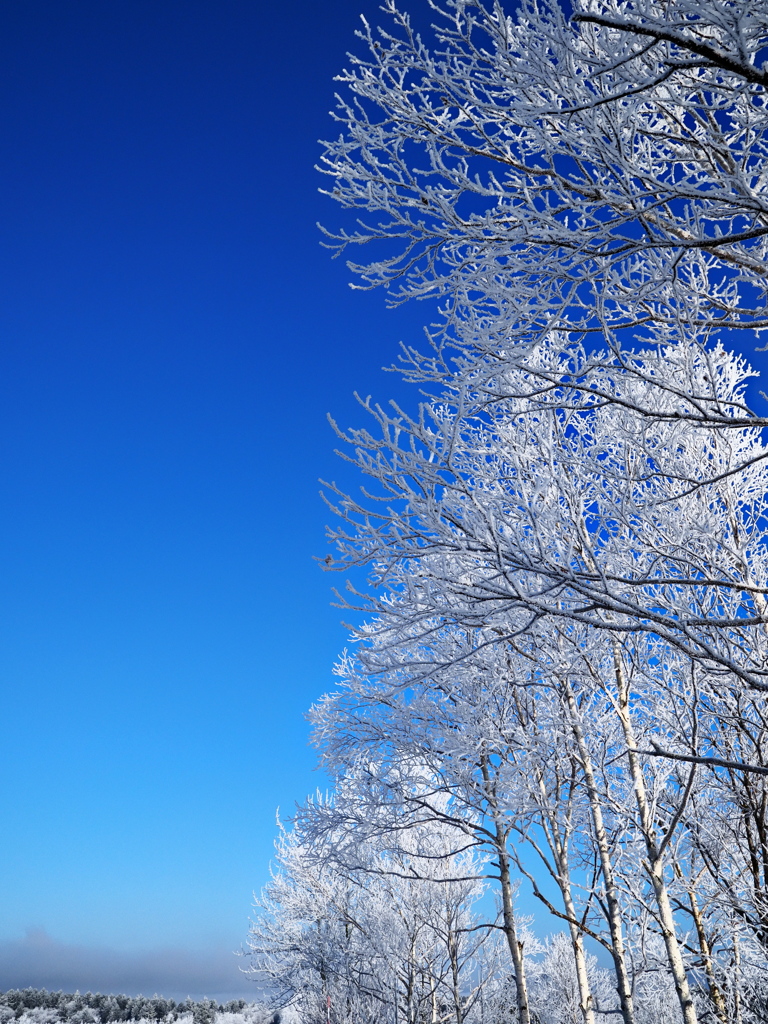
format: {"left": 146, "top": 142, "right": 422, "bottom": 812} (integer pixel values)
{"left": 250, "top": 2, "right": 768, "bottom": 1021}
{"left": 322, "top": 0, "right": 768, "bottom": 371}
{"left": 247, "top": 818, "right": 500, "bottom": 1024}
{"left": 322, "top": 0, "right": 768, "bottom": 702}
{"left": 326, "top": 339, "right": 768, "bottom": 696}
{"left": 311, "top": 336, "right": 768, "bottom": 1023}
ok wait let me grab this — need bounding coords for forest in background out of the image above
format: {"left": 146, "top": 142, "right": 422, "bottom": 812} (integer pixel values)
{"left": 0, "top": 990, "right": 270, "bottom": 1024}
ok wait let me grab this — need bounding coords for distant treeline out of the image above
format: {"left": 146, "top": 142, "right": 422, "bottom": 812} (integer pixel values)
{"left": 0, "top": 990, "right": 251, "bottom": 1024}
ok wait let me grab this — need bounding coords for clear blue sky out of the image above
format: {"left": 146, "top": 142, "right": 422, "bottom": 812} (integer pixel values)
{"left": 0, "top": 0, "right": 430, "bottom": 1000}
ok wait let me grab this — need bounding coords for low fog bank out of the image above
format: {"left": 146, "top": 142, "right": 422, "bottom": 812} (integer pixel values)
{"left": 0, "top": 932, "right": 257, "bottom": 1002}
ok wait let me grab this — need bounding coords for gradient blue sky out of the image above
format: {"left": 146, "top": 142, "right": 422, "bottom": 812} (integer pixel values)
{"left": 0, "top": 0, "right": 432, "bottom": 1000}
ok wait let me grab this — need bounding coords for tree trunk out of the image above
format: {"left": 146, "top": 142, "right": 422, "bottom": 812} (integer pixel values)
{"left": 733, "top": 930, "right": 743, "bottom": 1024}
{"left": 565, "top": 683, "right": 636, "bottom": 1024}
{"left": 482, "top": 755, "right": 533, "bottom": 1024}
{"left": 549, "top": 835, "right": 596, "bottom": 1024}
{"left": 533, "top": 769, "right": 596, "bottom": 1024}
{"left": 448, "top": 928, "right": 464, "bottom": 1024}
{"left": 497, "top": 844, "right": 532, "bottom": 1024}
{"left": 614, "top": 655, "right": 699, "bottom": 1024}
{"left": 686, "top": 883, "right": 727, "bottom": 1024}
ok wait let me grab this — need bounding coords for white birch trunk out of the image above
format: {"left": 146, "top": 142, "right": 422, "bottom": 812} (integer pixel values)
{"left": 534, "top": 771, "right": 596, "bottom": 1024}
{"left": 564, "top": 684, "right": 636, "bottom": 1024}
{"left": 614, "top": 657, "right": 699, "bottom": 1024}
{"left": 497, "top": 835, "right": 533, "bottom": 1024}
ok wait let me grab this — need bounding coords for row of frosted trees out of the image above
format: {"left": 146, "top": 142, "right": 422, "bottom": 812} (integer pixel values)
{"left": 249, "top": 2, "right": 768, "bottom": 1022}
{"left": 0, "top": 991, "right": 247, "bottom": 1024}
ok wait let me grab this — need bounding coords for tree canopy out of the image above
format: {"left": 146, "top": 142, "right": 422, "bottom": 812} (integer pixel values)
{"left": 249, "top": 3, "right": 768, "bottom": 1023}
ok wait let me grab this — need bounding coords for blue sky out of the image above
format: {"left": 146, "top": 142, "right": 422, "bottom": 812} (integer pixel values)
{"left": 0, "top": 0, "right": 431, "bottom": 1000}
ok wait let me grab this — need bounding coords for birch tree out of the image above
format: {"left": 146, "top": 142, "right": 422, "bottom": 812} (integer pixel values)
{"left": 322, "top": 0, "right": 768, "bottom": 381}
{"left": 315, "top": 337, "right": 768, "bottom": 1022}
{"left": 271, "top": 1, "right": 768, "bottom": 1019}
{"left": 248, "top": 817, "right": 499, "bottom": 1024}
{"left": 304, "top": 704, "right": 537, "bottom": 1023}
